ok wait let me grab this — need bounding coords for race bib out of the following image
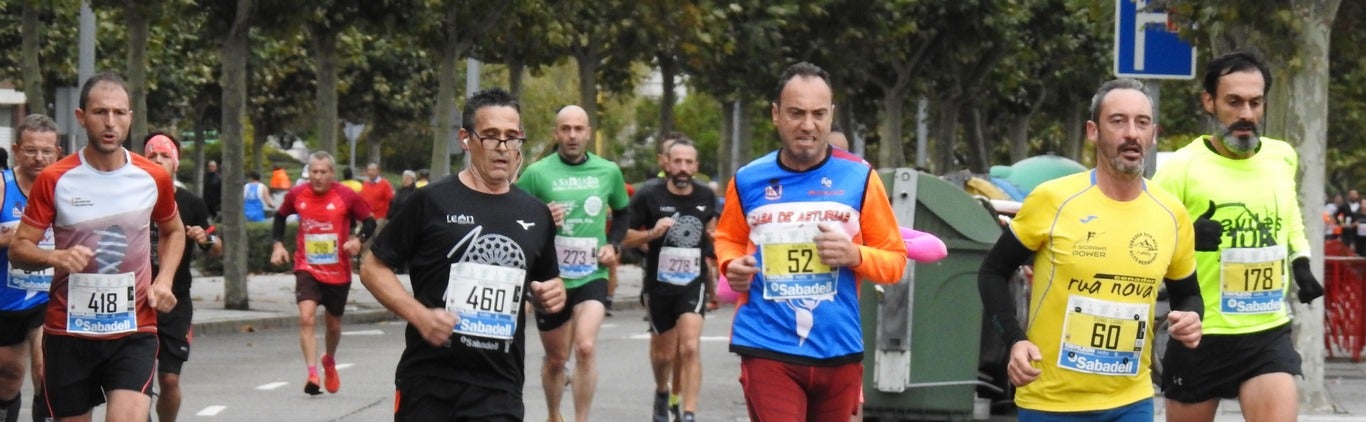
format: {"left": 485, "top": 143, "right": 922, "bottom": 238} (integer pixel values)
{"left": 1057, "top": 295, "right": 1148, "bottom": 376}
{"left": 446, "top": 262, "right": 526, "bottom": 340}
{"left": 657, "top": 246, "right": 702, "bottom": 286}
{"left": 304, "top": 233, "right": 340, "bottom": 265}
{"left": 8, "top": 227, "right": 54, "bottom": 291}
{"left": 554, "top": 236, "right": 598, "bottom": 279}
{"left": 1219, "top": 245, "right": 1287, "bottom": 314}
{"left": 757, "top": 226, "right": 837, "bottom": 300}
{"left": 67, "top": 272, "right": 137, "bottom": 335}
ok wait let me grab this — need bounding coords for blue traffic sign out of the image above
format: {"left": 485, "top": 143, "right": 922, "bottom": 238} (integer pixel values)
{"left": 1114, "top": 0, "right": 1196, "bottom": 80}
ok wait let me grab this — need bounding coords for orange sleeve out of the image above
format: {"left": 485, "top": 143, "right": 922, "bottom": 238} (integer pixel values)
{"left": 20, "top": 167, "right": 60, "bottom": 231}
{"left": 140, "top": 157, "right": 180, "bottom": 223}
{"left": 712, "top": 178, "right": 753, "bottom": 275}
{"left": 850, "top": 171, "right": 908, "bottom": 284}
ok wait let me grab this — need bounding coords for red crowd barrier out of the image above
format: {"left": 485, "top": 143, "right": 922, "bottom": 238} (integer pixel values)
{"left": 1325, "top": 240, "right": 1366, "bottom": 362}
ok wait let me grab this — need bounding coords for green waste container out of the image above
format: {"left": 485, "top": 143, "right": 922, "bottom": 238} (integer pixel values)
{"left": 860, "top": 169, "right": 1001, "bottom": 421}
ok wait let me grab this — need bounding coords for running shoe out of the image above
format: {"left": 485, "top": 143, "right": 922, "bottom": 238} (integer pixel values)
{"left": 652, "top": 391, "right": 670, "bottom": 422}
{"left": 322, "top": 354, "right": 341, "bottom": 393}
{"left": 304, "top": 375, "right": 322, "bottom": 396}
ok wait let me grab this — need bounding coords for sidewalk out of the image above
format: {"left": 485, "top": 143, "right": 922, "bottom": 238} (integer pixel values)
{"left": 187, "top": 265, "right": 646, "bottom": 336}
{"left": 188, "top": 265, "right": 1365, "bottom": 420}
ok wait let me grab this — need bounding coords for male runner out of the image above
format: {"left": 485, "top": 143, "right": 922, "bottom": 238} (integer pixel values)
{"left": 516, "top": 105, "right": 629, "bottom": 422}
{"left": 270, "top": 152, "right": 375, "bottom": 396}
{"left": 11, "top": 71, "right": 184, "bottom": 422}
{"left": 0, "top": 114, "right": 62, "bottom": 422}
{"left": 624, "top": 137, "right": 716, "bottom": 422}
{"left": 1154, "top": 50, "right": 1323, "bottom": 422}
{"left": 142, "top": 133, "right": 222, "bottom": 422}
{"left": 361, "top": 87, "right": 566, "bottom": 421}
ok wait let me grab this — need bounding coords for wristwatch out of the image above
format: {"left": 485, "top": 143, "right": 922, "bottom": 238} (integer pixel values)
{"left": 199, "top": 234, "right": 217, "bottom": 251}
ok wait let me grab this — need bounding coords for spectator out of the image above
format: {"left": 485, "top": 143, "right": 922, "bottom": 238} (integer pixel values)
{"left": 203, "top": 159, "right": 222, "bottom": 218}
{"left": 244, "top": 170, "right": 275, "bottom": 222}
{"left": 389, "top": 170, "right": 417, "bottom": 219}
{"left": 359, "top": 163, "right": 394, "bottom": 220}
{"left": 340, "top": 167, "right": 362, "bottom": 193}
{"left": 416, "top": 168, "right": 430, "bottom": 188}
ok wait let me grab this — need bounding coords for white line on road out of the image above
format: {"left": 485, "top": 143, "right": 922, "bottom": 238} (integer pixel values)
{"left": 336, "top": 363, "right": 354, "bottom": 370}
{"left": 256, "top": 381, "right": 288, "bottom": 390}
{"left": 628, "top": 333, "right": 729, "bottom": 342}
{"left": 342, "top": 329, "right": 385, "bottom": 336}
{"left": 196, "top": 405, "right": 227, "bottom": 416}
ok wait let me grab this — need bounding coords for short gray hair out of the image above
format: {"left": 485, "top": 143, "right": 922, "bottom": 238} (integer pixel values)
{"left": 402, "top": 170, "right": 416, "bottom": 178}
{"left": 1089, "top": 78, "right": 1149, "bottom": 123}
{"left": 308, "top": 151, "right": 336, "bottom": 170}
{"left": 14, "top": 114, "right": 58, "bottom": 146}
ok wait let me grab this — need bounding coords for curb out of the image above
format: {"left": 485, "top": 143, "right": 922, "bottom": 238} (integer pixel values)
{"left": 192, "top": 309, "right": 399, "bottom": 336}
{"left": 192, "top": 296, "right": 645, "bottom": 337}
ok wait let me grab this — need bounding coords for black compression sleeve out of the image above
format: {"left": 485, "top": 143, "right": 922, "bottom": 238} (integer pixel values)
{"left": 1165, "top": 272, "right": 1204, "bottom": 319}
{"left": 608, "top": 207, "right": 629, "bottom": 249}
{"left": 272, "top": 213, "right": 288, "bottom": 243}
{"left": 977, "top": 230, "right": 1034, "bottom": 345}
{"left": 358, "top": 218, "right": 376, "bottom": 241}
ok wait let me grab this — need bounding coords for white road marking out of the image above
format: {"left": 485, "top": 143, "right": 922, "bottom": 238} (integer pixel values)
{"left": 627, "top": 333, "right": 728, "bottom": 342}
{"left": 336, "top": 363, "right": 354, "bottom": 370}
{"left": 342, "top": 329, "right": 385, "bottom": 336}
{"left": 601, "top": 323, "right": 618, "bottom": 329}
{"left": 256, "top": 381, "right": 288, "bottom": 390}
{"left": 196, "top": 405, "right": 227, "bottom": 416}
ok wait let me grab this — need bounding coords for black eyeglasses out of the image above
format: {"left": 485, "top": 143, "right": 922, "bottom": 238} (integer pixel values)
{"left": 471, "top": 131, "right": 526, "bottom": 150}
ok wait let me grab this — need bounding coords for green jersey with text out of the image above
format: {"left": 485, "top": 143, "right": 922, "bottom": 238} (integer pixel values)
{"left": 1152, "top": 135, "right": 1309, "bottom": 335}
{"left": 516, "top": 153, "right": 629, "bottom": 289}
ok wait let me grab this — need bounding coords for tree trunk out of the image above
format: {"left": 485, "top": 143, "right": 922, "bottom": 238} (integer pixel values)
{"left": 20, "top": 1, "right": 45, "bottom": 115}
{"left": 1008, "top": 114, "right": 1029, "bottom": 163}
{"left": 429, "top": 2, "right": 460, "bottom": 179}
{"left": 967, "top": 103, "right": 990, "bottom": 173}
{"left": 368, "top": 133, "right": 382, "bottom": 169}
{"left": 717, "top": 99, "right": 735, "bottom": 188}
{"left": 575, "top": 42, "right": 601, "bottom": 154}
{"left": 1065, "top": 101, "right": 1085, "bottom": 162}
{"left": 658, "top": 53, "right": 677, "bottom": 137}
{"left": 877, "top": 86, "right": 906, "bottom": 169}
{"left": 194, "top": 122, "right": 207, "bottom": 196}
{"left": 125, "top": 0, "right": 149, "bottom": 152}
{"left": 314, "top": 28, "right": 340, "bottom": 156}
{"left": 508, "top": 57, "right": 526, "bottom": 100}
{"left": 1288, "top": 0, "right": 1340, "bottom": 412}
{"left": 220, "top": 0, "right": 254, "bottom": 311}
{"left": 932, "top": 96, "right": 962, "bottom": 173}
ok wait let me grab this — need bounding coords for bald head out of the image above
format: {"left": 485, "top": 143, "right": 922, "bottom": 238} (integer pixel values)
{"left": 554, "top": 105, "right": 592, "bottom": 161}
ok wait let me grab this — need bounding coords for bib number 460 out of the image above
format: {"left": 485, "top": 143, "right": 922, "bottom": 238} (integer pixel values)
{"left": 465, "top": 285, "right": 521, "bottom": 313}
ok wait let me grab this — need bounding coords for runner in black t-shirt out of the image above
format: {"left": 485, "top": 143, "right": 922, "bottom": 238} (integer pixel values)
{"left": 623, "top": 138, "right": 716, "bottom": 422}
{"left": 144, "top": 132, "right": 222, "bottom": 422}
{"left": 360, "top": 87, "right": 566, "bottom": 421}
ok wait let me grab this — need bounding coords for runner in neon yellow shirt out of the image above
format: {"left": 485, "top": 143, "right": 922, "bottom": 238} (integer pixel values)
{"left": 979, "top": 79, "right": 1204, "bottom": 420}
{"left": 1152, "top": 51, "right": 1323, "bottom": 422}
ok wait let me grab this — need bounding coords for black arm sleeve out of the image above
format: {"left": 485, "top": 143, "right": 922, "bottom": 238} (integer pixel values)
{"left": 1164, "top": 272, "right": 1204, "bottom": 319}
{"left": 272, "top": 213, "right": 288, "bottom": 243}
{"left": 357, "top": 217, "right": 377, "bottom": 241}
{"left": 608, "top": 207, "right": 629, "bottom": 248}
{"left": 977, "top": 229, "right": 1034, "bottom": 345}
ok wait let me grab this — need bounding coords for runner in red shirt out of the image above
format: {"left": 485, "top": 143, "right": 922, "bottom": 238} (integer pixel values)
{"left": 270, "top": 151, "right": 375, "bottom": 396}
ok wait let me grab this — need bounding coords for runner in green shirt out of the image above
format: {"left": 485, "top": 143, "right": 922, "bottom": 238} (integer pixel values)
{"left": 516, "top": 105, "right": 629, "bottom": 422}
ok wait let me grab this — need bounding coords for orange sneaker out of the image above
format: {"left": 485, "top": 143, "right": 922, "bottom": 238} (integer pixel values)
{"left": 304, "top": 375, "right": 322, "bottom": 396}
{"left": 322, "top": 354, "right": 340, "bottom": 393}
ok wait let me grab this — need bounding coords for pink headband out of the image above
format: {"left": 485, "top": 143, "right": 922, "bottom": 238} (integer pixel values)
{"left": 145, "top": 134, "right": 180, "bottom": 169}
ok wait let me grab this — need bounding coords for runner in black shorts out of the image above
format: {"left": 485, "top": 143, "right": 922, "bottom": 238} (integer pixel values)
{"left": 0, "top": 113, "right": 62, "bottom": 422}
{"left": 294, "top": 272, "right": 351, "bottom": 317}
{"left": 534, "top": 278, "right": 607, "bottom": 331}
{"left": 1162, "top": 324, "right": 1302, "bottom": 402}
{"left": 144, "top": 132, "right": 222, "bottom": 422}
{"left": 11, "top": 72, "right": 186, "bottom": 421}
{"left": 360, "top": 87, "right": 566, "bottom": 420}
{"left": 623, "top": 138, "right": 717, "bottom": 422}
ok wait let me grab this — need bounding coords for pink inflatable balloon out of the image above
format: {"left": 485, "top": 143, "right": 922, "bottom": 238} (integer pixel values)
{"left": 900, "top": 227, "right": 948, "bottom": 263}
{"left": 716, "top": 274, "right": 741, "bottom": 304}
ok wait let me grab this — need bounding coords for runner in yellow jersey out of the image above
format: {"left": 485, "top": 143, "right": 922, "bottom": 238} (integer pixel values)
{"left": 1153, "top": 51, "right": 1323, "bottom": 422}
{"left": 979, "top": 78, "right": 1204, "bottom": 421}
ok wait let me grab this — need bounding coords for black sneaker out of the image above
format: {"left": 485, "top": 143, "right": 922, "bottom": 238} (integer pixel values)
{"left": 652, "top": 392, "right": 670, "bottom": 422}
{"left": 670, "top": 403, "right": 681, "bottom": 422}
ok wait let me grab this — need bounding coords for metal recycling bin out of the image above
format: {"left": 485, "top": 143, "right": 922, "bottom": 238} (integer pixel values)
{"left": 861, "top": 169, "right": 1001, "bottom": 421}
